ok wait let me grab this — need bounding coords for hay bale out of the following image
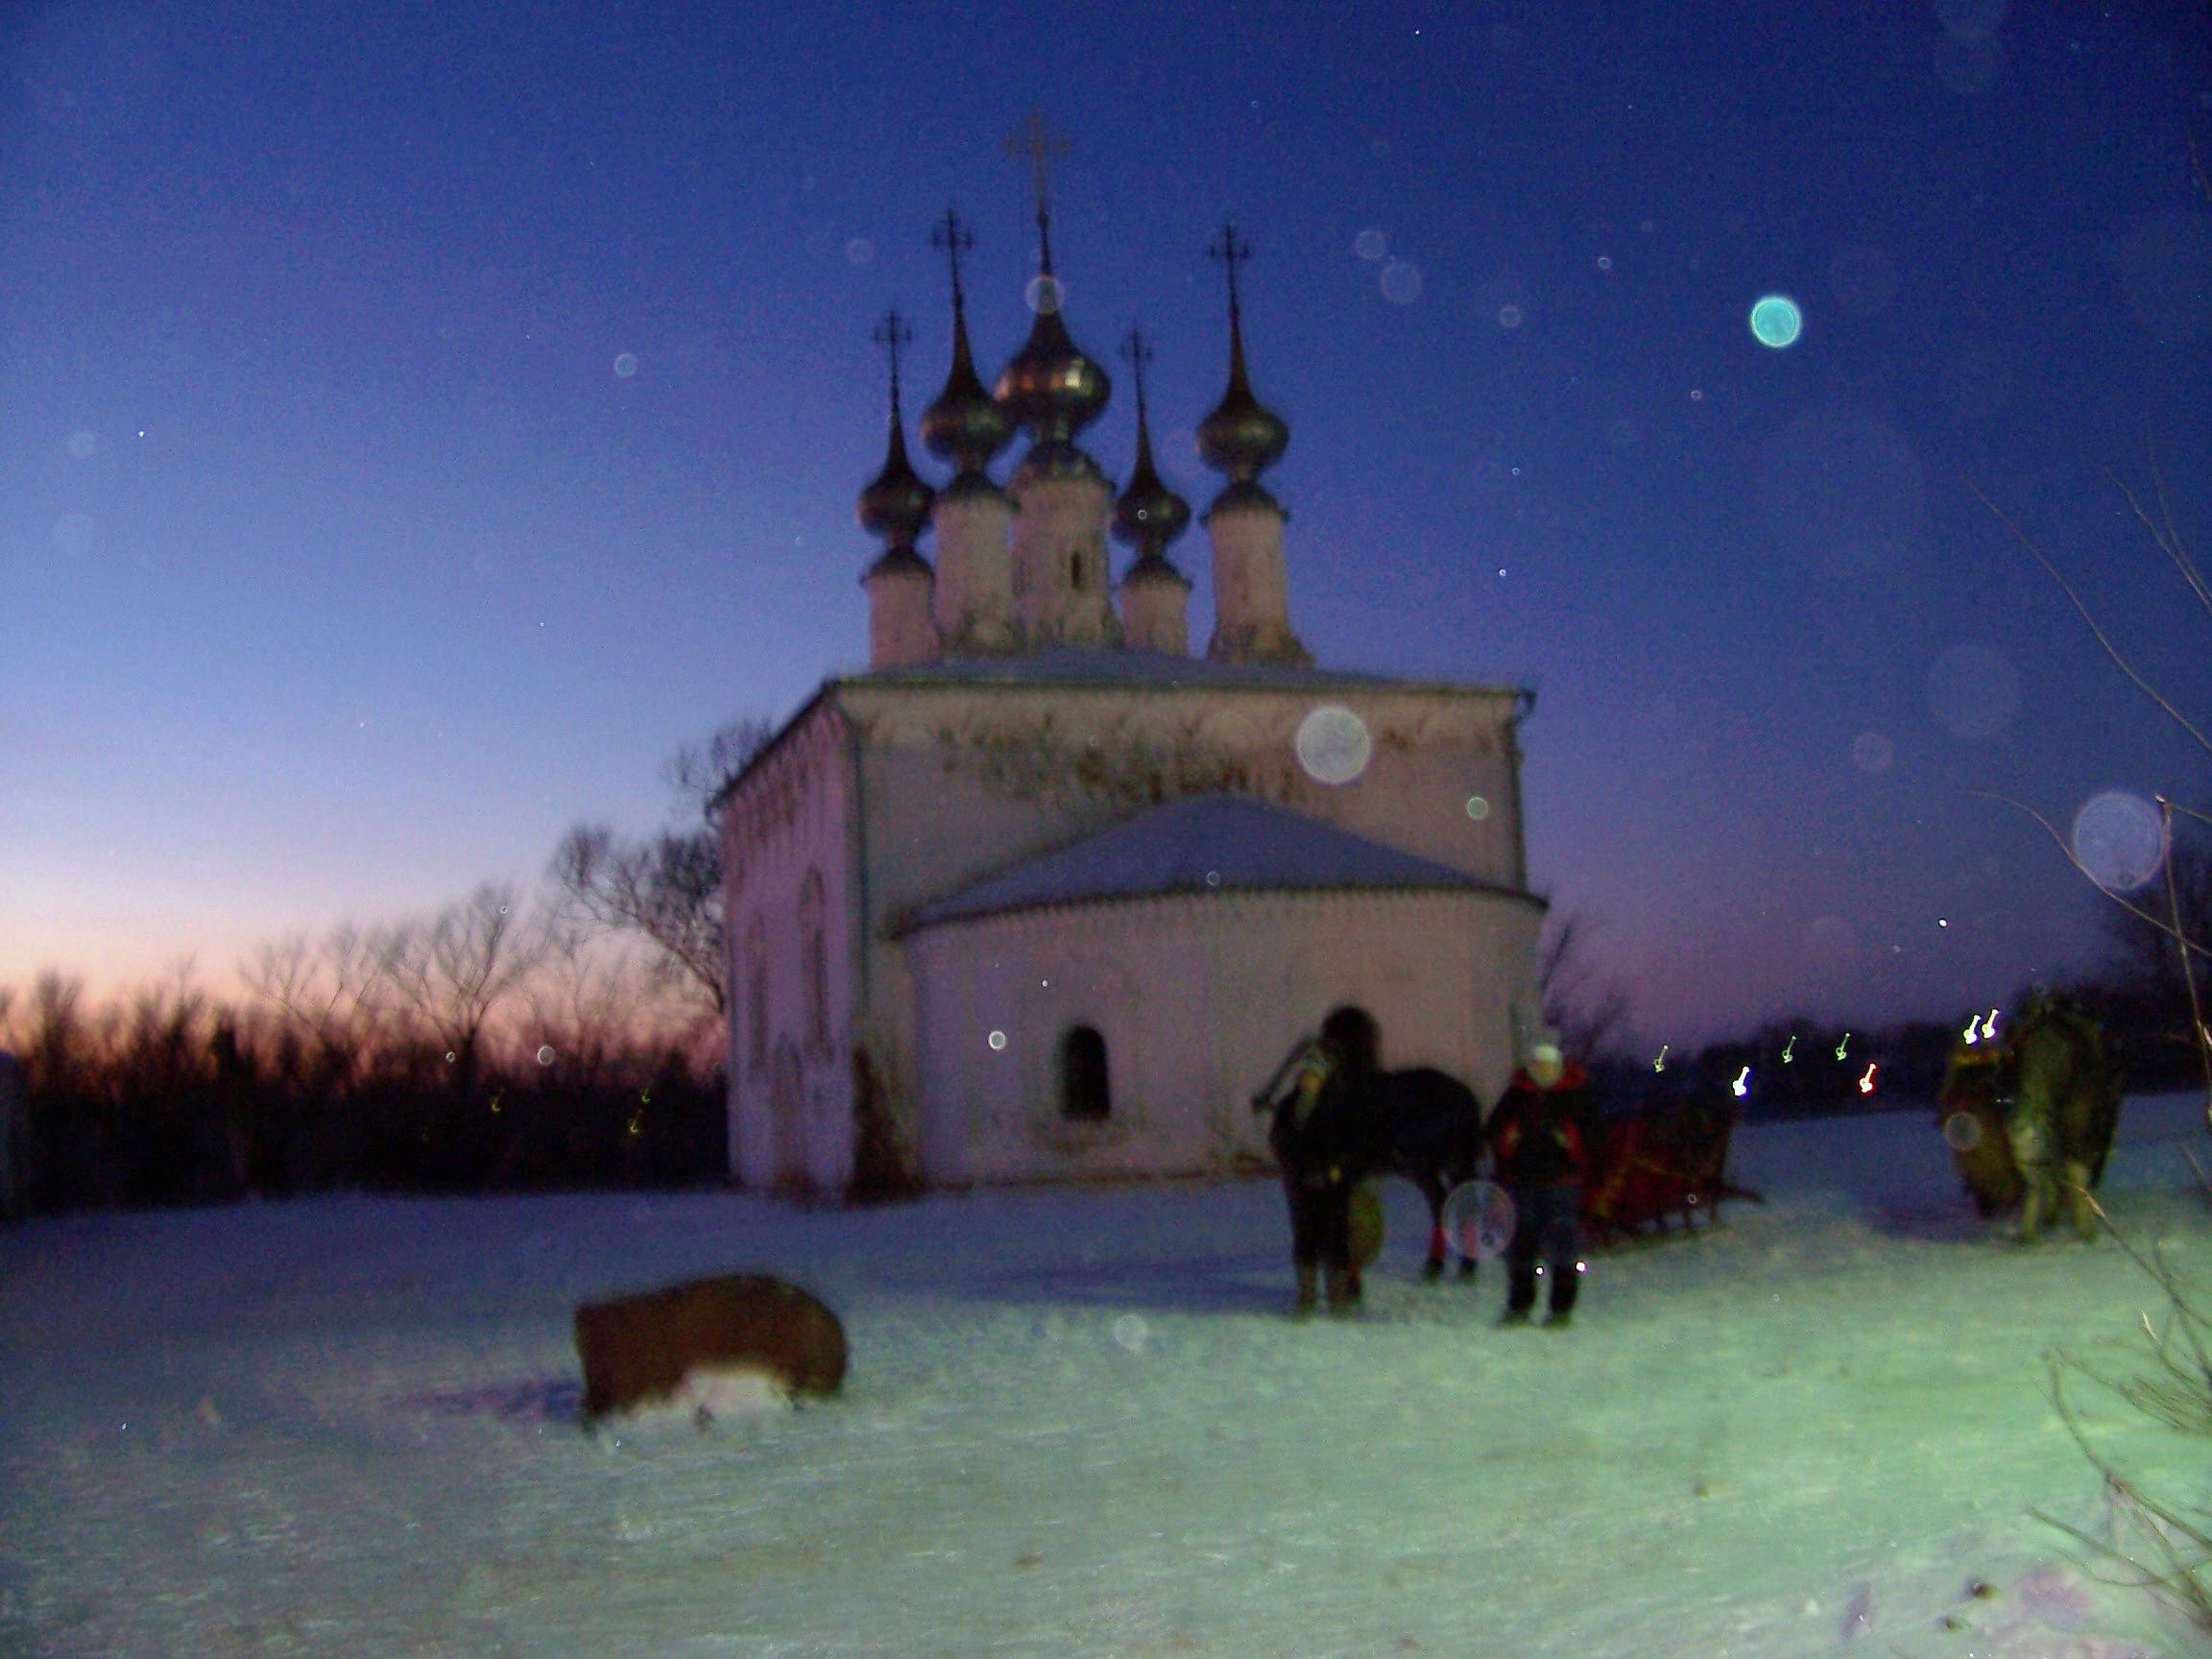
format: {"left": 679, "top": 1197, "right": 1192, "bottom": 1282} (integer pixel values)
{"left": 573, "top": 1273, "right": 847, "bottom": 1424}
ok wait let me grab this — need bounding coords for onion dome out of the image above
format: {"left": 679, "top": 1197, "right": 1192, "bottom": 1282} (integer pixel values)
{"left": 994, "top": 204, "right": 1111, "bottom": 445}
{"left": 1195, "top": 220, "right": 1289, "bottom": 486}
{"left": 995, "top": 115, "right": 1115, "bottom": 448}
{"left": 1112, "top": 326, "right": 1190, "bottom": 556}
{"left": 918, "top": 209, "right": 1012, "bottom": 481}
{"left": 856, "top": 309, "right": 933, "bottom": 550}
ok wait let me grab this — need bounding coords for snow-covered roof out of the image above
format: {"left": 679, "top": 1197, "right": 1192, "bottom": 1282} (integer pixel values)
{"left": 847, "top": 645, "right": 1525, "bottom": 699}
{"left": 899, "top": 792, "right": 1527, "bottom": 932}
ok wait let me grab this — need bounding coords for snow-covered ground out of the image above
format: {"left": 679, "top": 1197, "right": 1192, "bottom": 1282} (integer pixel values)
{"left": 3, "top": 1096, "right": 2209, "bottom": 1658}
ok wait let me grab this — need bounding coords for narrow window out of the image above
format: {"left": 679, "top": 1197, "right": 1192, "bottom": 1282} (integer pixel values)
{"left": 1059, "top": 1025, "right": 1110, "bottom": 1121}
{"left": 1069, "top": 549, "right": 1083, "bottom": 589}
{"left": 799, "top": 870, "right": 829, "bottom": 1056}
{"left": 744, "top": 916, "right": 769, "bottom": 1074}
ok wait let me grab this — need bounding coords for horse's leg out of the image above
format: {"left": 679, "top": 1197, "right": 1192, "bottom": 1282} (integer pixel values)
{"left": 2009, "top": 1116, "right": 2054, "bottom": 1243}
{"left": 2061, "top": 1159, "right": 2095, "bottom": 1238}
{"left": 1420, "top": 1175, "right": 1448, "bottom": 1280}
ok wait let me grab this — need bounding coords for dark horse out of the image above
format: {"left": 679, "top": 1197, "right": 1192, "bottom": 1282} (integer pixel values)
{"left": 1252, "top": 1024, "right": 1488, "bottom": 1280}
{"left": 1937, "top": 991, "right": 2123, "bottom": 1240}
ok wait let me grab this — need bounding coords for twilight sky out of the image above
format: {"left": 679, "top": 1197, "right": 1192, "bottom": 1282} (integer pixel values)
{"left": 4, "top": 0, "right": 2208, "bottom": 1047}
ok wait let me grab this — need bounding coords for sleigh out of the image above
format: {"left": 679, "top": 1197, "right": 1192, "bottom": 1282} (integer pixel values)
{"left": 1580, "top": 1090, "right": 1759, "bottom": 1243}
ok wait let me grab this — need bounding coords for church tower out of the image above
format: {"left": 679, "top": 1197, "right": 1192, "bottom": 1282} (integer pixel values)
{"left": 994, "top": 114, "right": 1120, "bottom": 649}
{"left": 857, "top": 309, "right": 942, "bottom": 671}
{"left": 1112, "top": 326, "right": 1193, "bottom": 657}
{"left": 1198, "top": 222, "right": 1310, "bottom": 666}
{"left": 918, "top": 210, "right": 1018, "bottom": 653}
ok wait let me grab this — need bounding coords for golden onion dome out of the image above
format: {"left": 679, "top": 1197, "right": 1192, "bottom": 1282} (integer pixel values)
{"left": 919, "top": 210, "right": 1012, "bottom": 477}
{"left": 995, "top": 299, "right": 1111, "bottom": 445}
{"left": 1196, "top": 219, "right": 1288, "bottom": 484}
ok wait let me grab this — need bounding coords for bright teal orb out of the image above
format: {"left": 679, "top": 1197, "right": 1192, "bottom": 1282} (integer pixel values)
{"left": 1749, "top": 294, "right": 1803, "bottom": 349}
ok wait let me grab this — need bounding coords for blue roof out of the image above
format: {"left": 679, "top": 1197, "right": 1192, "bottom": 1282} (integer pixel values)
{"left": 900, "top": 793, "right": 1519, "bottom": 931}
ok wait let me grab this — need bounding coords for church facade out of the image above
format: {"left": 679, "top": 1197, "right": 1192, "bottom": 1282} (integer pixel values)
{"left": 718, "top": 191, "right": 1545, "bottom": 1199}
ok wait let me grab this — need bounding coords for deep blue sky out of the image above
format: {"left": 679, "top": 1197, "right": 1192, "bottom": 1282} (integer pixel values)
{"left": 4, "top": 0, "right": 2208, "bottom": 1046}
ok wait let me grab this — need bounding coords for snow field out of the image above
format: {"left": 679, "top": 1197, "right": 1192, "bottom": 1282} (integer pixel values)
{"left": 0, "top": 1095, "right": 2206, "bottom": 1657}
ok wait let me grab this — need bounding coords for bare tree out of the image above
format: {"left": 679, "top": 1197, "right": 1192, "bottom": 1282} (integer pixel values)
{"left": 550, "top": 716, "right": 774, "bottom": 1021}
{"left": 375, "top": 883, "right": 541, "bottom": 1098}
{"left": 667, "top": 717, "right": 776, "bottom": 818}
{"left": 2046, "top": 1198, "right": 2212, "bottom": 1633}
{"left": 1975, "top": 444, "right": 2212, "bottom": 1124}
{"left": 520, "top": 921, "right": 659, "bottom": 1094}
{"left": 1538, "top": 907, "right": 1634, "bottom": 1064}
{"left": 241, "top": 922, "right": 395, "bottom": 1090}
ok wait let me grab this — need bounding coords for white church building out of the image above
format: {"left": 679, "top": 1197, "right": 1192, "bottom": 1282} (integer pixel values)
{"left": 718, "top": 189, "right": 1546, "bottom": 1199}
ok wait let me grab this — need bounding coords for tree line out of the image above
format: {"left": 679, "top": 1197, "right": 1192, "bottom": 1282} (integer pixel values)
{"left": 0, "top": 721, "right": 773, "bottom": 1216}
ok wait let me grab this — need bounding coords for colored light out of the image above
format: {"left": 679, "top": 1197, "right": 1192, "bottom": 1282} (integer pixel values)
{"left": 1858, "top": 1064, "right": 1877, "bottom": 1094}
{"left": 1749, "top": 294, "right": 1803, "bottom": 348}
{"left": 1731, "top": 1067, "right": 1751, "bottom": 1097}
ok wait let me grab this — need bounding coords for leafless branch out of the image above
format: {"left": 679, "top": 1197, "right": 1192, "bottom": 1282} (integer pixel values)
{"left": 1966, "top": 479, "right": 2212, "bottom": 759}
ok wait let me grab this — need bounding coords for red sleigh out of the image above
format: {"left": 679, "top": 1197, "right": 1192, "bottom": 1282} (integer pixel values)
{"left": 1579, "top": 1092, "right": 1760, "bottom": 1243}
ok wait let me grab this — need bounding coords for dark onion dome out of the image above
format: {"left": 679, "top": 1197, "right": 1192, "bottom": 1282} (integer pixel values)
{"left": 857, "top": 308, "right": 933, "bottom": 549}
{"left": 919, "top": 208, "right": 1012, "bottom": 477}
{"left": 1113, "top": 325, "right": 1190, "bottom": 553}
{"left": 995, "top": 303, "right": 1111, "bottom": 445}
{"left": 1112, "top": 444, "right": 1190, "bottom": 549}
{"left": 921, "top": 315, "right": 1011, "bottom": 475}
{"left": 856, "top": 416, "right": 933, "bottom": 547}
{"left": 1195, "top": 219, "right": 1288, "bottom": 484}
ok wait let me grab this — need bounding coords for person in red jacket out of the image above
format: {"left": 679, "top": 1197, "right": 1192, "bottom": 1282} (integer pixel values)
{"left": 1485, "top": 1041, "right": 1596, "bottom": 1327}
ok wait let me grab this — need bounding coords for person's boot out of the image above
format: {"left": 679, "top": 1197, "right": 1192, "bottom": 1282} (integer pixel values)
{"left": 1501, "top": 1270, "right": 1536, "bottom": 1326}
{"left": 1293, "top": 1262, "right": 1318, "bottom": 1319}
{"left": 1546, "top": 1262, "right": 1581, "bottom": 1327}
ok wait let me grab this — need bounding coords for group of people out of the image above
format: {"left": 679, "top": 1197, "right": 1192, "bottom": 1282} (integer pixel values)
{"left": 1267, "top": 1007, "right": 1596, "bottom": 1324}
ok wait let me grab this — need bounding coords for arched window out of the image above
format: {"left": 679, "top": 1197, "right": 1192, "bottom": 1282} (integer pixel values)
{"left": 743, "top": 915, "right": 769, "bottom": 1075}
{"left": 1058, "top": 1025, "right": 1110, "bottom": 1121}
{"left": 798, "top": 869, "right": 829, "bottom": 1056}
{"left": 1069, "top": 548, "right": 1084, "bottom": 589}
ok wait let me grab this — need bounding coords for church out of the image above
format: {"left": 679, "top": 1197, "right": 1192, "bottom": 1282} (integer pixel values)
{"left": 718, "top": 163, "right": 1546, "bottom": 1199}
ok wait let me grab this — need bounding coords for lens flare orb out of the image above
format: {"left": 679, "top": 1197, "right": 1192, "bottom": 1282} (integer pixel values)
{"left": 1442, "top": 1180, "right": 1518, "bottom": 1262}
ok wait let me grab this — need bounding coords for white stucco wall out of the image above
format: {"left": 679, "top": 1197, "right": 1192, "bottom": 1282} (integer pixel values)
{"left": 723, "top": 668, "right": 1542, "bottom": 1199}
{"left": 902, "top": 886, "right": 1542, "bottom": 1188}
{"left": 720, "top": 700, "right": 858, "bottom": 1195}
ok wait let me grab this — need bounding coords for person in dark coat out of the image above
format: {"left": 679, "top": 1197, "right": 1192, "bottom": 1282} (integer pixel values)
{"left": 1270, "top": 1006, "right": 1385, "bottom": 1317}
{"left": 1486, "top": 1041, "right": 1595, "bottom": 1327}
